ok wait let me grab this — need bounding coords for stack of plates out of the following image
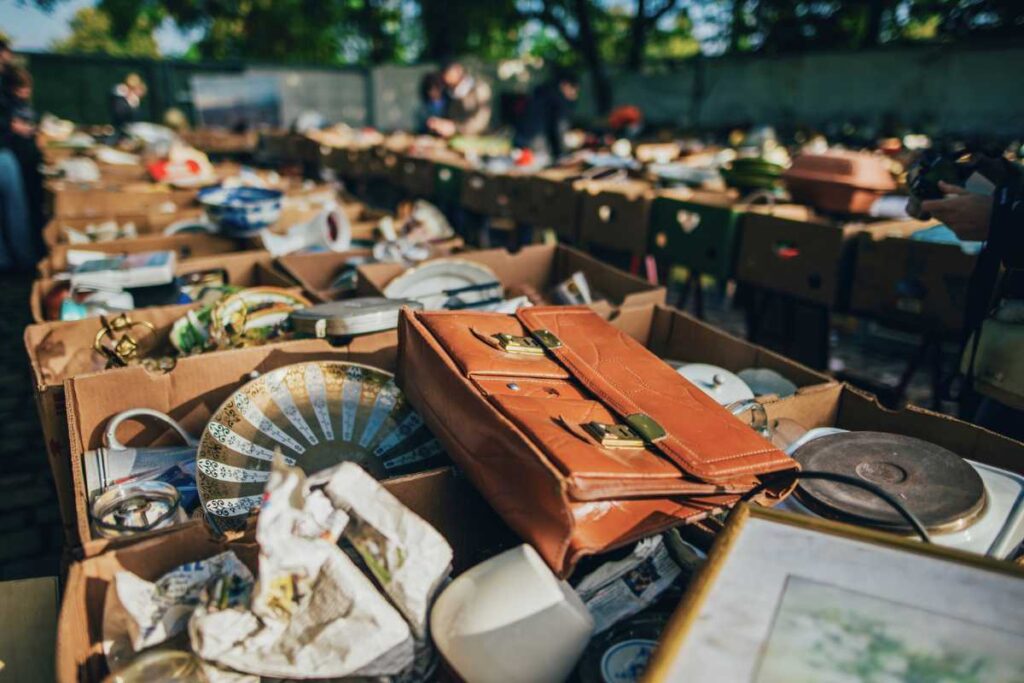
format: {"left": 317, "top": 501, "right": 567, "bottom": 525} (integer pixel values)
{"left": 291, "top": 298, "right": 423, "bottom": 338}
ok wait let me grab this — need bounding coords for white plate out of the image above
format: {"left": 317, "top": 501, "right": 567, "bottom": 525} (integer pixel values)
{"left": 383, "top": 259, "right": 501, "bottom": 310}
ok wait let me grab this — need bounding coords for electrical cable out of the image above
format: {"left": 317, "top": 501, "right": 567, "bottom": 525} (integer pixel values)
{"left": 743, "top": 470, "right": 933, "bottom": 544}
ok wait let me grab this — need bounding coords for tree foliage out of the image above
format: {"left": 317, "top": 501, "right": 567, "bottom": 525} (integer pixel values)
{"left": 51, "top": 4, "right": 160, "bottom": 57}
{"left": 37, "top": 0, "right": 1024, "bottom": 66}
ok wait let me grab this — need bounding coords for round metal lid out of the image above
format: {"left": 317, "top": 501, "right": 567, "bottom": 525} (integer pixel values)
{"left": 291, "top": 297, "right": 422, "bottom": 337}
{"left": 793, "top": 431, "right": 986, "bottom": 534}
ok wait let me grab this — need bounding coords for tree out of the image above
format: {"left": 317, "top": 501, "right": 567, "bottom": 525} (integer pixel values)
{"left": 51, "top": 5, "right": 160, "bottom": 57}
{"left": 419, "top": 0, "right": 523, "bottom": 62}
{"left": 626, "top": 0, "right": 680, "bottom": 70}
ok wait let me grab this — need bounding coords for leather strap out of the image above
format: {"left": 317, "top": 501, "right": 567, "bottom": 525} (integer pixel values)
{"left": 516, "top": 306, "right": 797, "bottom": 484}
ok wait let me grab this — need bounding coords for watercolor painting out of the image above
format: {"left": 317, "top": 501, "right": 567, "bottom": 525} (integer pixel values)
{"left": 753, "top": 576, "right": 1024, "bottom": 683}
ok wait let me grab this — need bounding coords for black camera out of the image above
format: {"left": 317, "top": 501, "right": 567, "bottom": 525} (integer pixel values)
{"left": 906, "top": 150, "right": 974, "bottom": 220}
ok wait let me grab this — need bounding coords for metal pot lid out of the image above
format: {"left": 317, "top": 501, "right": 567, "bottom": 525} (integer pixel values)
{"left": 737, "top": 367, "right": 798, "bottom": 398}
{"left": 291, "top": 297, "right": 422, "bottom": 337}
{"left": 793, "top": 431, "right": 986, "bottom": 534}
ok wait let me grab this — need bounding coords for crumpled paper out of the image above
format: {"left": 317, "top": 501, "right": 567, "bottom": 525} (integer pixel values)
{"left": 102, "top": 550, "right": 254, "bottom": 668}
{"left": 321, "top": 463, "right": 453, "bottom": 639}
{"left": 575, "top": 535, "right": 682, "bottom": 634}
{"left": 188, "top": 459, "right": 450, "bottom": 679}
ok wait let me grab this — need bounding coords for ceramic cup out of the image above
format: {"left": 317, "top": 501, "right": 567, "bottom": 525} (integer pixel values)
{"left": 431, "top": 544, "right": 594, "bottom": 683}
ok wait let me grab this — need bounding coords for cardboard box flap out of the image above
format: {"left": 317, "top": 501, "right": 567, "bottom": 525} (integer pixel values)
{"left": 762, "top": 383, "right": 1024, "bottom": 471}
{"left": 25, "top": 304, "right": 195, "bottom": 390}
{"left": 355, "top": 245, "right": 664, "bottom": 309}
{"left": 610, "top": 304, "right": 833, "bottom": 393}
{"left": 40, "top": 234, "right": 241, "bottom": 278}
{"left": 655, "top": 187, "right": 737, "bottom": 208}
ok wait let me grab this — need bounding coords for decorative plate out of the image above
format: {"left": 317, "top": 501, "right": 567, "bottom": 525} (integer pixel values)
{"left": 383, "top": 259, "right": 502, "bottom": 310}
{"left": 196, "top": 361, "right": 445, "bottom": 531}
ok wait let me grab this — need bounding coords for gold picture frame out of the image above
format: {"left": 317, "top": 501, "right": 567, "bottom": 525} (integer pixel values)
{"left": 645, "top": 504, "right": 1024, "bottom": 682}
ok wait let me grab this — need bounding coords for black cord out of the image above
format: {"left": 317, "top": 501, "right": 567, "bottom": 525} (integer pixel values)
{"left": 743, "top": 470, "right": 933, "bottom": 544}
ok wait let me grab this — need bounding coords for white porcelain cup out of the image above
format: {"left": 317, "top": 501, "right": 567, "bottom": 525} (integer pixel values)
{"left": 260, "top": 204, "right": 351, "bottom": 256}
{"left": 431, "top": 544, "right": 594, "bottom": 683}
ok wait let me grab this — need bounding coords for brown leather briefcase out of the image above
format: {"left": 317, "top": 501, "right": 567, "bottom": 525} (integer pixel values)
{"left": 397, "top": 306, "right": 798, "bottom": 576}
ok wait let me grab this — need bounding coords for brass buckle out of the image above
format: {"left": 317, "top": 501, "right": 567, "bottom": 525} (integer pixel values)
{"left": 583, "top": 422, "right": 645, "bottom": 449}
{"left": 531, "top": 329, "right": 562, "bottom": 349}
{"left": 494, "top": 333, "right": 545, "bottom": 356}
{"left": 93, "top": 314, "right": 156, "bottom": 368}
{"left": 625, "top": 413, "right": 667, "bottom": 443}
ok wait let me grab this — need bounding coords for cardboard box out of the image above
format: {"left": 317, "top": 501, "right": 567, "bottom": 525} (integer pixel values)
{"left": 181, "top": 129, "right": 259, "bottom": 155}
{"left": 512, "top": 168, "right": 584, "bottom": 241}
{"left": 762, "top": 382, "right": 1024, "bottom": 472}
{"left": 736, "top": 206, "right": 916, "bottom": 308}
{"left": 43, "top": 205, "right": 209, "bottom": 247}
{"left": 31, "top": 249, "right": 297, "bottom": 323}
{"left": 850, "top": 226, "right": 976, "bottom": 335}
{"left": 331, "top": 145, "right": 372, "bottom": 180}
{"left": 56, "top": 464, "right": 512, "bottom": 683}
{"left": 609, "top": 303, "right": 834, "bottom": 395}
{"left": 61, "top": 331, "right": 403, "bottom": 558}
{"left": 460, "top": 168, "right": 520, "bottom": 217}
{"left": 432, "top": 159, "right": 470, "bottom": 207}
{"left": 392, "top": 153, "right": 437, "bottom": 198}
{"left": 95, "top": 162, "right": 151, "bottom": 184}
{"left": 577, "top": 179, "right": 654, "bottom": 256}
{"left": 354, "top": 244, "right": 666, "bottom": 310}
{"left": 48, "top": 183, "right": 197, "bottom": 220}
{"left": 26, "top": 303, "right": 197, "bottom": 545}
{"left": 276, "top": 238, "right": 469, "bottom": 302}
{"left": 648, "top": 188, "right": 743, "bottom": 281}
{"left": 276, "top": 249, "right": 374, "bottom": 301}
{"left": 256, "top": 131, "right": 311, "bottom": 165}
{"left": 39, "top": 233, "right": 243, "bottom": 278}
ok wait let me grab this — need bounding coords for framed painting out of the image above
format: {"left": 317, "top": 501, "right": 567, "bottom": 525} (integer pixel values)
{"left": 645, "top": 504, "right": 1024, "bottom": 682}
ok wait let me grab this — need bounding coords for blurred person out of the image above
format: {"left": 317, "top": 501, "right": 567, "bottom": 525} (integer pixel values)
{"left": 415, "top": 72, "right": 447, "bottom": 135}
{"left": 427, "top": 60, "right": 491, "bottom": 138}
{"left": 110, "top": 72, "right": 147, "bottom": 136}
{"left": 0, "top": 37, "right": 12, "bottom": 71}
{"left": 921, "top": 160, "right": 1024, "bottom": 440}
{"left": 513, "top": 69, "right": 580, "bottom": 163}
{"left": 0, "top": 41, "right": 37, "bottom": 271}
{"left": 3, "top": 66, "right": 44, "bottom": 263}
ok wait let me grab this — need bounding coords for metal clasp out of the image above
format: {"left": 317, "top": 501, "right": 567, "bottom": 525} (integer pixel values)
{"left": 494, "top": 333, "right": 545, "bottom": 356}
{"left": 531, "top": 329, "right": 562, "bottom": 349}
{"left": 583, "top": 422, "right": 645, "bottom": 449}
{"left": 93, "top": 314, "right": 156, "bottom": 368}
{"left": 625, "top": 413, "right": 667, "bottom": 443}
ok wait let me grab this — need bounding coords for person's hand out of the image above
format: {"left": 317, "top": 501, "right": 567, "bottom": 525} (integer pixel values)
{"left": 9, "top": 118, "right": 34, "bottom": 138}
{"left": 920, "top": 181, "right": 993, "bottom": 241}
{"left": 427, "top": 117, "right": 457, "bottom": 138}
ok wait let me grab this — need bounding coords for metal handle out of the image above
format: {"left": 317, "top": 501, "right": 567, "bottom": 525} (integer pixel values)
{"left": 105, "top": 408, "right": 197, "bottom": 451}
{"left": 726, "top": 399, "right": 771, "bottom": 439}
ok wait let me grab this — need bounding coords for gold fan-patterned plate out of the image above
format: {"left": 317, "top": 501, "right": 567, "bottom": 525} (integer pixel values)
{"left": 197, "top": 361, "right": 445, "bottom": 531}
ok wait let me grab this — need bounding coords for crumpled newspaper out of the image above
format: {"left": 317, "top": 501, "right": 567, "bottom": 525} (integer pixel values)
{"left": 321, "top": 463, "right": 453, "bottom": 639}
{"left": 102, "top": 550, "right": 254, "bottom": 668}
{"left": 189, "top": 459, "right": 450, "bottom": 679}
{"left": 575, "top": 536, "right": 682, "bottom": 634}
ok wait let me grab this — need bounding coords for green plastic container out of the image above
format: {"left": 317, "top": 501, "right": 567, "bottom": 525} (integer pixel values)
{"left": 721, "top": 157, "right": 784, "bottom": 194}
{"left": 648, "top": 189, "right": 743, "bottom": 281}
{"left": 433, "top": 162, "right": 466, "bottom": 208}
